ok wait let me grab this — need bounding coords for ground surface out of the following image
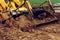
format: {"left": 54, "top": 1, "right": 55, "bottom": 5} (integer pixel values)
{"left": 0, "top": 12, "right": 60, "bottom": 40}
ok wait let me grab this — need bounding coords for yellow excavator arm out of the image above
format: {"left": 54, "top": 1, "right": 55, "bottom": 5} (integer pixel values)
{"left": 6, "top": 0, "right": 28, "bottom": 11}
{"left": 6, "top": 0, "right": 17, "bottom": 10}
{"left": 26, "top": 0, "right": 32, "bottom": 10}
{"left": 13, "top": 0, "right": 21, "bottom": 6}
{"left": 0, "top": 0, "right": 9, "bottom": 14}
{"left": 0, "top": 0, "right": 8, "bottom": 9}
{"left": 15, "top": 0, "right": 32, "bottom": 11}
{"left": 12, "top": 0, "right": 32, "bottom": 11}
{"left": 0, "top": 4, "right": 3, "bottom": 11}
{"left": 21, "top": 0, "right": 32, "bottom": 10}
{"left": 0, "top": 0, "right": 32, "bottom": 12}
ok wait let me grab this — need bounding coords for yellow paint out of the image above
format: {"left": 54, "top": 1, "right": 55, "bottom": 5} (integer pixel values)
{"left": 13, "top": 0, "right": 21, "bottom": 6}
{"left": 19, "top": 7, "right": 28, "bottom": 11}
{"left": 0, "top": 0, "right": 7, "bottom": 9}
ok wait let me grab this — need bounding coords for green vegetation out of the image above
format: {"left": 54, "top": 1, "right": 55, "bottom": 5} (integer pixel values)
{"left": 20, "top": 0, "right": 60, "bottom": 5}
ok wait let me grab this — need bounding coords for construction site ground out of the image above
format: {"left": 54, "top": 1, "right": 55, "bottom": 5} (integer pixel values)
{"left": 0, "top": 12, "right": 60, "bottom": 40}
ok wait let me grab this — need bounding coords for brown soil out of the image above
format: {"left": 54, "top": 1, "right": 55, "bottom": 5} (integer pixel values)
{"left": 0, "top": 12, "right": 60, "bottom": 40}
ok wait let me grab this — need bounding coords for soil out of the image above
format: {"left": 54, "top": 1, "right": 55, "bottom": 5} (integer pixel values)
{"left": 0, "top": 12, "right": 60, "bottom": 40}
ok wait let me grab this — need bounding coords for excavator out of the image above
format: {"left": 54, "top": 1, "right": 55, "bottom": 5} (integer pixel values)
{"left": 0, "top": 0, "right": 57, "bottom": 30}
{"left": 0, "top": 0, "right": 33, "bottom": 22}
{"left": 0, "top": 0, "right": 28, "bottom": 20}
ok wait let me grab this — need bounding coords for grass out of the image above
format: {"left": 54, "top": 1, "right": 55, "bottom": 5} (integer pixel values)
{"left": 20, "top": 0, "right": 60, "bottom": 5}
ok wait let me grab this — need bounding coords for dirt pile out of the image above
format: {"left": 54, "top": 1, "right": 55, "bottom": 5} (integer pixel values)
{"left": 0, "top": 13, "right": 60, "bottom": 40}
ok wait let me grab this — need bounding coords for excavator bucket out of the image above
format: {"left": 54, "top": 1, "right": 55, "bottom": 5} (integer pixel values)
{"left": 31, "top": 0, "right": 57, "bottom": 25}
{"left": 32, "top": 7, "right": 57, "bottom": 25}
